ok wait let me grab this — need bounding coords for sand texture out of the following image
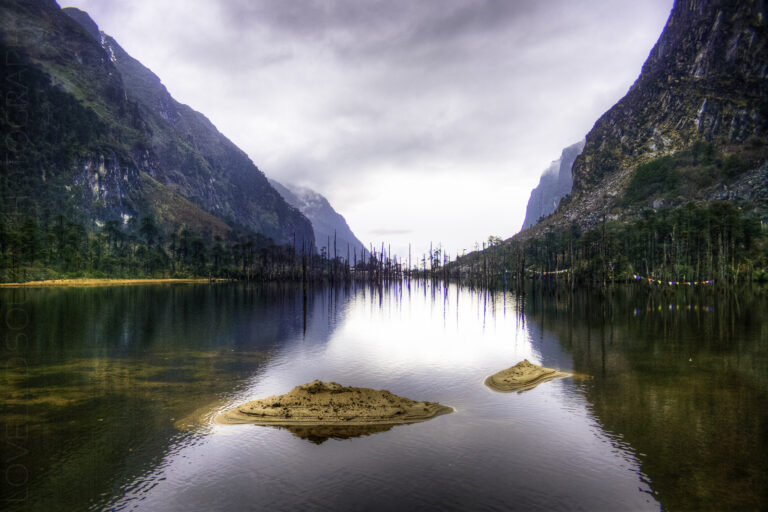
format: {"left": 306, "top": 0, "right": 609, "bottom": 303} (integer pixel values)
{"left": 485, "top": 359, "right": 570, "bottom": 393}
{"left": 216, "top": 380, "right": 452, "bottom": 439}
{"left": 0, "top": 278, "right": 230, "bottom": 287}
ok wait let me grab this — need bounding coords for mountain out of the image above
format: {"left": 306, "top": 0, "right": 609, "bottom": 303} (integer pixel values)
{"left": 0, "top": 0, "right": 314, "bottom": 248}
{"left": 522, "top": 0, "right": 768, "bottom": 239}
{"left": 269, "top": 180, "right": 369, "bottom": 262}
{"left": 520, "top": 140, "right": 585, "bottom": 231}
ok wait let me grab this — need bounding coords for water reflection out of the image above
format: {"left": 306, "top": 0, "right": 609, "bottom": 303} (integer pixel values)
{"left": 277, "top": 423, "right": 397, "bottom": 444}
{"left": 525, "top": 286, "right": 768, "bottom": 511}
{"left": 0, "top": 283, "right": 351, "bottom": 511}
{"left": 105, "top": 282, "right": 656, "bottom": 512}
{"left": 2, "top": 282, "right": 765, "bottom": 511}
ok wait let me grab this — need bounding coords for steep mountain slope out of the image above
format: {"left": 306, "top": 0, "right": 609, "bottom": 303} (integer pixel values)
{"left": 522, "top": 0, "right": 768, "bottom": 239}
{"left": 520, "top": 140, "right": 584, "bottom": 231}
{"left": 270, "top": 180, "right": 369, "bottom": 261}
{"left": 0, "top": 0, "right": 313, "bottom": 247}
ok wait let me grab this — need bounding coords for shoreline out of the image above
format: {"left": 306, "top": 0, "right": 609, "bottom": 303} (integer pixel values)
{"left": 0, "top": 278, "right": 233, "bottom": 288}
{"left": 215, "top": 406, "right": 453, "bottom": 427}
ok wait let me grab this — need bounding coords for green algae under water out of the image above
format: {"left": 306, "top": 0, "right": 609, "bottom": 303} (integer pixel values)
{"left": 1, "top": 282, "right": 767, "bottom": 511}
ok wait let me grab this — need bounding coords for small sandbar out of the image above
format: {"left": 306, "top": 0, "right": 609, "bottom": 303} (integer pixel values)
{"left": 216, "top": 380, "right": 452, "bottom": 429}
{"left": 485, "top": 359, "right": 571, "bottom": 393}
{"left": 0, "top": 278, "right": 231, "bottom": 287}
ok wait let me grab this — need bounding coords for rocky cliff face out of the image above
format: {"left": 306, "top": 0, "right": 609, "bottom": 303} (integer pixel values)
{"left": 524, "top": 0, "right": 768, "bottom": 238}
{"left": 269, "top": 180, "right": 369, "bottom": 261}
{"left": 520, "top": 140, "right": 584, "bottom": 231}
{"left": 0, "top": 0, "right": 314, "bottom": 246}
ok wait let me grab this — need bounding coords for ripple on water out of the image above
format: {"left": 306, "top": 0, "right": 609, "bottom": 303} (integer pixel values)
{"left": 4, "top": 283, "right": 766, "bottom": 511}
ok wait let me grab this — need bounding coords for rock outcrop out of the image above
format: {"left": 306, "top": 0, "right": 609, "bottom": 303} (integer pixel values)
{"left": 0, "top": 1, "right": 314, "bottom": 247}
{"left": 521, "top": 140, "right": 585, "bottom": 231}
{"left": 521, "top": 0, "right": 768, "bottom": 238}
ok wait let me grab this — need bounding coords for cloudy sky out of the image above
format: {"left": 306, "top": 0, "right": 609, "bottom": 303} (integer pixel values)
{"left": 64, "top": 0, "right": 672, "bottom": 260}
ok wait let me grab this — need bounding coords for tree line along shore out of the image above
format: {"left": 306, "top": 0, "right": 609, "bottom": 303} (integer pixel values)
{"left": 0, "top": 201, "right": 766, "bottom": 288}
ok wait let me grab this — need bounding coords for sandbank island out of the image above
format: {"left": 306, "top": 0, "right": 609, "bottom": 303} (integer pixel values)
{"left": 485, "top": 359, "right": 571, "bottom": 393}
{"left": 216, "top": 380, "right": 452, "bottom": 442}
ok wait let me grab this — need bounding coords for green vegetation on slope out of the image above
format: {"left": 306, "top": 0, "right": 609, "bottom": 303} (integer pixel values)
{"left": 1, "top": 0, "right": 314, "bottom": 255}
{"left": 622, "top": 139, "right": 768, "bottom": 206}
{"left": 0, "top": 39, "right": 121, "bottom": 223}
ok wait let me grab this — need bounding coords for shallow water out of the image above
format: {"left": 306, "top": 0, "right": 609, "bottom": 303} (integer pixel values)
{"left": 1, "top": 282, "right": 766, "bottom": 511}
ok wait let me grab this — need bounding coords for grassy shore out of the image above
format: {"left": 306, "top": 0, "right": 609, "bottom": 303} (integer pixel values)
{"left": 0, "top": 278, "right": 232, "bottom": 287}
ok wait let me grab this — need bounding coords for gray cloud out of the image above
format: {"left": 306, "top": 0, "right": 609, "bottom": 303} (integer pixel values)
{"left": 63, "top": 0, "right": 674, "bottom": 258}
{"left": 220, "top": 0, "right": 547, "bottom": 54}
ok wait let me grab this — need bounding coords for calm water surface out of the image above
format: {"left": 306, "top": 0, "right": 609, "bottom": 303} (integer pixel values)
{"left": 1, "top": 282, "right": 766, "bottom": 511}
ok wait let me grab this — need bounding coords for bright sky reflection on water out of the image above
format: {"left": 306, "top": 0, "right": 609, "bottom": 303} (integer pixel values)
{"left": 106, "top": 281, "right": 657, "bottom": 511}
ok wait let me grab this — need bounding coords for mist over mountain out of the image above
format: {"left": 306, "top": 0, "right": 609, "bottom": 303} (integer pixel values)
{"left": 521, "top": 140, "right": 585, "bottom": 231}
{"left": 269, "top": 180, "right": 369, "bottom": 262}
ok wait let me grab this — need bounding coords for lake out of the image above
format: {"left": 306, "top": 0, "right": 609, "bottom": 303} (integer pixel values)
{"left": 1, "top": 282, "right": 766, "bottom": 511}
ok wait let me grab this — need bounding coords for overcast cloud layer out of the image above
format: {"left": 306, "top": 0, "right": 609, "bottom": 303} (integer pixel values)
{"left": 63, "top": 0, "right": 673, "bottom": 260}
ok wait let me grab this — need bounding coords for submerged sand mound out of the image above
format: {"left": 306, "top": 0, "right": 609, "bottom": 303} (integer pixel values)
{"left": 216, "top": 380, "right": 452, "bottom": 436}
{"left": 485, "top": 359, "right": 570, "bottom": 393}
